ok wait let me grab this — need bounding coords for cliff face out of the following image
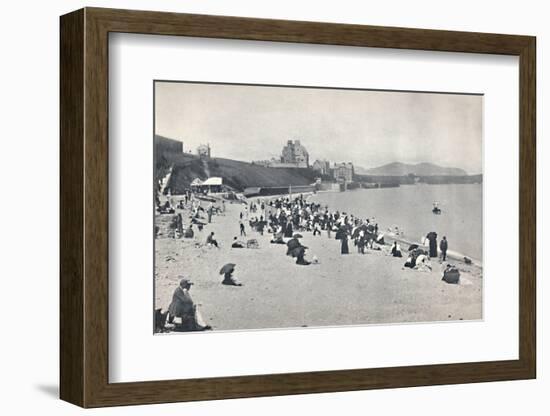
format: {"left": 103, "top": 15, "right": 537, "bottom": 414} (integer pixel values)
{"left": 155, "top": 135, "right": 183, "bottom": 183}
{"left": 164, "top": 153, "right": 319, "bottom": 193}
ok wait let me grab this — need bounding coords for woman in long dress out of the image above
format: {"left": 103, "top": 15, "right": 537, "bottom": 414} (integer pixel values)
{"left": 339, "top": 230, "right": 349, "bottom": 255}
{"left": 426, "top": 231, "right": 438, "bottom": 258}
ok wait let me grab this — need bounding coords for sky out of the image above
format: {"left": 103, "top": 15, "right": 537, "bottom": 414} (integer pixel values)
{"left": 155, "top": 81, "right": 483, "bottom": 174}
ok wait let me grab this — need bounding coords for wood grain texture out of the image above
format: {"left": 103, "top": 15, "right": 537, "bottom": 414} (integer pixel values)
{"left": 518, "top": 38, "right": 536, "bottom": 375}
{"left": 59, "top": 7, "right": 537, "bottom": 408}
{"left": 59, "top": 8, "right": 84, "bottom": 407}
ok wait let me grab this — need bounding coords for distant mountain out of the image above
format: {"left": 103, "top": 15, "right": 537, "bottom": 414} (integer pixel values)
{"left": 356, "top": 162, "right": 468, "bottom": 176}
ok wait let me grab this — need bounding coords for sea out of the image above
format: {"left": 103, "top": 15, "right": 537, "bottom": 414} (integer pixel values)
{"left": 309, "top": 183, "right": 482, "bottom": 261}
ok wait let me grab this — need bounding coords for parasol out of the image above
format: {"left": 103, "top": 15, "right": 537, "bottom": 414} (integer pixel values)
{"left": 219, "top": 263, "right": 236, "bottom": 275}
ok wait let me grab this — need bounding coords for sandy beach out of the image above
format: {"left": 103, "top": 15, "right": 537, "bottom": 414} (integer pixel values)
{"left": 154, "top": 195, "right": 482, "bottom": 332}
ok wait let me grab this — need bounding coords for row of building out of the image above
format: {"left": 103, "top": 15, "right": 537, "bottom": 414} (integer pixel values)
{"left": 260, "top": 140, "right": 354, "bottom": 183}
{"left": 157, "top": 135, "right": 354, "bottom": 183}
{"left": 253, "top": 140, "right": 310, "bottom": 168}
{"left": 252, "top": 140, "right": 354, "bottom": 183}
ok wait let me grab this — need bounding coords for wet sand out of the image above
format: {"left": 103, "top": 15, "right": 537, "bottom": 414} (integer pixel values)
{"left": 154, "top": 199, "right": 482, "bottom": 331}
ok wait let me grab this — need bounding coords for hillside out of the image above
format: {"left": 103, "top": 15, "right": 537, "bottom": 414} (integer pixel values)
{"left": 164, "top": 153, "right": 320, "bottom": 193}
{"left": 356, "top": 162, "right": 468, "bottom": 176}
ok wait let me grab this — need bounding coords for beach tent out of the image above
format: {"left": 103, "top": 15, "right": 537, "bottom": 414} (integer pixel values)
{"left": 202, "top": 177, "right": 223, "bottom": 186}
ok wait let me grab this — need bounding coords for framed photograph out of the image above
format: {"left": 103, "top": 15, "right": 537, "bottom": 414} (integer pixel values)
{"left": 60, "top": 7, "right": 536, "bottom": 408}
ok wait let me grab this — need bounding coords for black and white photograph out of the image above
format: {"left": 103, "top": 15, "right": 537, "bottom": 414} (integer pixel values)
{"left": 153, "top": 81, "right": 483, "bottom": 333}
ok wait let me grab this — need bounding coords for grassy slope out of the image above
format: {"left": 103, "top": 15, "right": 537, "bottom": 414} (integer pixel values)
{"left": 165, "top": 153, "right": 319, "bottom": 193}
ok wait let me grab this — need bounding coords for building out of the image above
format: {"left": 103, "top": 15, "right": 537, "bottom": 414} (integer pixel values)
{"left": 333, "top": 162, "right": 354, "bottom": 183}
{"left": 197, "top": 143, "right": 211, "bottom": 159}
{"left": 312, "top": 159, "right": 331, "bottom": 175}
{"left": 155, "top": 135, "right": 183, "bottom": 155}
{"left": 280, "top": 140, "right": 309, "bottom": 167}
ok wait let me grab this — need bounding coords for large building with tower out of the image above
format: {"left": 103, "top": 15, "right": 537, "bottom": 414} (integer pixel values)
{"left": 280, "top": 140, "right": 309, "bottom": 168}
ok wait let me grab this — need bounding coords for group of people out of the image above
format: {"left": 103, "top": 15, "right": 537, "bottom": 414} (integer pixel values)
{"left": 390, "top": 233, "right": 449, "bottom": 271}
{"left": 158, "top": 191, "right": 453, "bottom": 332}
{"left": 249, "top": 194, "right": 386, "bottom": 259}
{"left": 240, "top": 194, "right": 451, "bottom": 271}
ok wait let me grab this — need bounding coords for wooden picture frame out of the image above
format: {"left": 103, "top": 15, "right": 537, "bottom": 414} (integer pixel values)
{"left": 60, "top": 7, "right": 536, "bottom": 408}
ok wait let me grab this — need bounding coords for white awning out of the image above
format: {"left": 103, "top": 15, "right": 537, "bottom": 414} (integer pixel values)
{"left": 202, "top": 177, "right": 223, "bottom": 186}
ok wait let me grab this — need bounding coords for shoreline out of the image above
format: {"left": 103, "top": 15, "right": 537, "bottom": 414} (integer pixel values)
{"left": 301, "top": 191, "right": 482, "bottom": 267}
{"left": 166, "top": 188, "right": 482, "bottom": 267}
{"left": 308, "top": 185, "right": 483, "bottom": 267}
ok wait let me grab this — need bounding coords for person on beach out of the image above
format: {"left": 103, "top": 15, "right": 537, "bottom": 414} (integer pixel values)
{"left": 440, "top": 236, "right": 448, "bottom": 261}
{"left": 336, "top": 226, "right": 349, "bottom": 254}
{"left": 284, "top": 221, "right": 293, "bottom": 238}
{"left": 175, "top": 213, "right": 184, "bottom": 238}
{"left": 426, "top": 231, "right": 438, "bottom": 258}
{"left": 313, "top": 222, "right": 321, "bottom": 236}
{"left": 404, "top": 255, "right": 416, "bottom": 268}
{"left": 206, "top": 232, "right": 219, "bottom": 248}
{"left": 167, "top": 278, "right": 211, "bottom": 331}
{"left": 222, "top": 270, "right": 243, "bottom": 286}
{"left": 293, "top": 246, "right": 311, "bottom": 265}
{"left": 231, "top": 236, "right": 245, "bottom": 248}
{"left": 391, "top": 241, "right": 402, "bottom": 257}
{"left": 286, "top": 236, "right": 310, "bottom": 265}
{"left": 341, "top": 234, "right": 349, "bottom": 255}
{"left": 357, "top": 230, "right": 366, "bottom": 254}
{"left": 257, "top": 218, "right": 265, "bottom": 235}
{"left": 183, "top": 225, "right": 194, "bottom": 238}
{"left": 414, "top": 254, "right": 432, "bottom": 272}
{"left": 239, "top": 220, "right": 246, "bottom": 236}
{"left": 207, "top": 203, "right": 213, "bottom": 223}
{"left": 286, "top": 236, "right": 302, "bottom": 255}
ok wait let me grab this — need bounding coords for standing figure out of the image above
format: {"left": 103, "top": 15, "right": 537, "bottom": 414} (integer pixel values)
{"left": 440, "top": 236, "right": 448, "bottom": 261}
{"left": 341, "top": 234, "right": 349, "bottom": 255}
{"left": 336, "top": 226, "right": 349, "bottom": 255}
{"left": 357, "top": 230, "right": 366, "bottom": 254}
{"left": 426, "top": 231, "right": 438, "bottom": 258}
{"left": 284, "top": 221, "right": 293, "bottom": 238}
{"left": 239, "top": 220, "right": 246, "bottom": 236}
{"left": 207, "top": 203, "right": 213, "bottom": 223}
